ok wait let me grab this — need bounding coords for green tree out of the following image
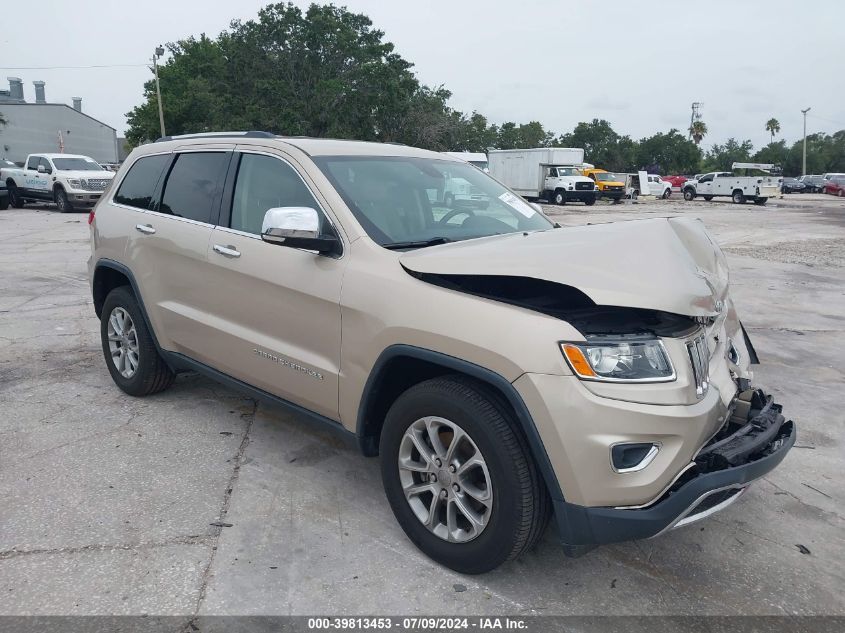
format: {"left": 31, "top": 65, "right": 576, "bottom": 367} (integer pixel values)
{"left": 493, "top": 121, "right": 552, "bottom": 149}
{"left": 634, "top": 128, "right": 702, "bottom": 174}
{"left": 557, "top": 119, "right": 636, "bottom": 171}
{"left": 702, "top": 138, "right": 754, "bottom": 171}
{"left": 689, "top": 120, "right": 707, "bottom": 145}
{"left": 765, "top": 118, "right": 781, "bottom": 142}
{"left": 782, "top": 131, "right": 845, "bottom": 176}
{"left": 126, "top": 3, "right": 437, "bottom": 147}
{"left": 753, "top": 140, "right": 789, "bottom": 170}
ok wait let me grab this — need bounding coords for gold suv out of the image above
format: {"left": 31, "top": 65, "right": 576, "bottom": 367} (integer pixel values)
{"left": 88, "top": 132, "right": 795, "bottom": 573}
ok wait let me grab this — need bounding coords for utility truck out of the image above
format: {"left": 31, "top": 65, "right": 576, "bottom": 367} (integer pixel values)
{"left": 488, "top": 148, "right": 598, "bottom": 205}
{"left": 1, "top": 153, "right": 115, "bottom": 212}
{"left": 682, "top": 163, "right": 781, "bottom": 205}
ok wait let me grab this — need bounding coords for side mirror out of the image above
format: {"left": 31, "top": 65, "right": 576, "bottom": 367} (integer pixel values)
{"left": 261, "top": 207, "right": 340, "bottom": 255}
{"left": 529, "top": 202, "right": 543, "bottom": 213}
{"left": 37, "top": 165, "right": 46, "bottom": 174}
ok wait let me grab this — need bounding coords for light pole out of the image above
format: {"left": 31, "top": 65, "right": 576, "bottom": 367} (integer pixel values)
{"left": 801, "top": 107, "right": 811, "bottom": 176}
{"left": 153, "top": 45, "right": 166, "bottom": 138}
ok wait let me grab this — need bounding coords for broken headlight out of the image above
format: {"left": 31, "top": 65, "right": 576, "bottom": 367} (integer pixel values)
{"left": 560, "top": 338, "right": 675, "bottom": 383}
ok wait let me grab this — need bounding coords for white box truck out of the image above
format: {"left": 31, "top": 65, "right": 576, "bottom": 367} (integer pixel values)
{"left": 488, "top": 148, "right": 598, "bottom": 205}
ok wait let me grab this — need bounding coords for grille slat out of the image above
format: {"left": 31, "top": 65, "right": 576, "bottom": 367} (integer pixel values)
{"left": 83, "top": 178, "right": 111, "bottom": 191}
{"left": 687, "top": 333, "right": 710, "bottom": 398}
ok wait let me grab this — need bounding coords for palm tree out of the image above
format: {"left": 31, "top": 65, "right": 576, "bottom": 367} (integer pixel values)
{"left": 689, "top": 120, "right": 707, "bottom": 145}
{"left": 765, "top": 118, "right": 780, "bottom": 142}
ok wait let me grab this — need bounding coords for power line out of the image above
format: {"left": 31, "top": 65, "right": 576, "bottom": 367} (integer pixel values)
{"left": 807, "top": 113, "right": 845, "bottom": 129}
{"left": 0, "top": 64, "right": 149, "bottom": 70}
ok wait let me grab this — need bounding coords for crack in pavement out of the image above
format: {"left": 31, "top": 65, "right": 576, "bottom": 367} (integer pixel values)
{"left": 0, "top": 534, "right": 213, "bottom": 560}
{"left": 183, "top": 398, "right": 257, "bottom": 630}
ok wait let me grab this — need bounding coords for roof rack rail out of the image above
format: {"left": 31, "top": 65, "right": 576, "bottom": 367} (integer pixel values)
{"left": 154, "top": 131, "right": 276, "bottom": 143}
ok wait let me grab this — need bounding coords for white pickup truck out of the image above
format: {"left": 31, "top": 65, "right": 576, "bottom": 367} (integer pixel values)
{"left": 682, "top": 162, "right": 781, "bottom": 205}
{"left": 1, "top": 153, "right": 115, "bottom": 212}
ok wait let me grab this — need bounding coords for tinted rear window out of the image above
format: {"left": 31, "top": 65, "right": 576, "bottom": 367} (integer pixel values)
{"left": 114, "top": 154, "right": 171, "bottom": 210}
{"left": 158, "top": 152, "right": 228, "bottom": 223}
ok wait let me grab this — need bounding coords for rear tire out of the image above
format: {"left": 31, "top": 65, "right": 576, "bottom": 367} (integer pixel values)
{"left": 584, "top": 196, "right": 596, "bottom": 206}
{"left": 662, "top": 188, "right": 671, "bottom": 199}
{"left": 8, "top": 184, "right": 25, "bottom": 208}
{"left": 380, "top": 376, "right": 549, "bottom": 574}
{"left": 55, "top": 187, "right": 73, "bottom": 213}
{"left": 100, "top": 286, "right": 175, "bottom": 397}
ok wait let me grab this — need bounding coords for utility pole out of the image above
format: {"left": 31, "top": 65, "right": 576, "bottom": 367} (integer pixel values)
{"left": 689, "top": 102, "right": 702, "bottom": 140}
{"left": 801, "top": 107, "right": 811, "bottom": 176}
{"left": 153, "top": 45, "right": 166, "bottom": 138}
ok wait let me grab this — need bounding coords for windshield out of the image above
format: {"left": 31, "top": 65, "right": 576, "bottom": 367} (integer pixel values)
{"left": 52, "top": 158, "right": 102, "bottom": 171}
{"left": 593, "top": 172, "right": 619, "bottom": 182}
{"left": 314, "top": 156, "right": 553, "bottom": 248}
{"left": 553, "top": 167, "right": 580, "bottom": 176}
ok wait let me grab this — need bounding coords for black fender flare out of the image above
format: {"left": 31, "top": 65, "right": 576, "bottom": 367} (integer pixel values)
{"left": 356, "top": 344, "right": 566, "bottom": 505}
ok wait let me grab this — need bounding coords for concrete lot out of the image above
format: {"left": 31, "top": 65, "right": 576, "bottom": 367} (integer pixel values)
{"left": 0, "top": 193, "right": 843, "bottom": 620}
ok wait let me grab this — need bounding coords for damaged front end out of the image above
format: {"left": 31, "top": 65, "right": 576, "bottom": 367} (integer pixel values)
{"left": 553, "top": 387, "right": 795, "bottom": 554}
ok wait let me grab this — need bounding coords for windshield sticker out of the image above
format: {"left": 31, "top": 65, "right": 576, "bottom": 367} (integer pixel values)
{"left": 498, "top": 192, "right": 535, "bottom": 218}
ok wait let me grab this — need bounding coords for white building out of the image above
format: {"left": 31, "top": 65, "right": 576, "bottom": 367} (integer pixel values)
{"left": 0, "top": 78, "right": 118, "bottom": 165}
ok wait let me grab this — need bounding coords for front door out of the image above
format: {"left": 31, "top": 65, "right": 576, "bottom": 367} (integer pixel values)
{"left": 203, "top": 149, "right": 346, "bottom": 420}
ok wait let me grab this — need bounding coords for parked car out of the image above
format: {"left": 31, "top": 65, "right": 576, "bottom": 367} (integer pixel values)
{"left": 581, "top": 168, "right": 625, "bottom": 201}
{"left": 683, "top": 164, "right": 781, "bottom": 205}
{"left": 662, "top": 175, "right": 688, "bottom": 189}
{"left": 798, "top": 175, "right": 825, "bottom": 193}
{"left": 823, "top": 175, "right": 845, "bottom": 196}
{"left": 89, "top": 131, "right": 795, "bottom": 574}
{"left": 488, "top": 148, "right": 598, "bottom": 205}
{"left": 1, "top": 153, "right": 115, "bottom": 212}
{"left": 822, "top": 172, "right": 845, "bottom": 184}
{"left": 781, "top": 177, "right": 806, "bottom": 194}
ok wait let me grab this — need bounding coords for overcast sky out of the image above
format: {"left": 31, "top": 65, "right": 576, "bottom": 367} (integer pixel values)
{"left": 2, "top": 0, "right": 842, "bottom": 148}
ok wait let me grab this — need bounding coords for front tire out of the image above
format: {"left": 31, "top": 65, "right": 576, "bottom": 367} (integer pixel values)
{"left": 380, "top": 376, "right": 549, "bottom": 574}
{"left": 55, "top": 187, "right": 73, "bottom": 213}
{"left": 683, "top": 188, "right": 695, "bottom": 201}
{"left": 732, "top": 190, "right": 746, "bottom": 204}
{"left": 100, "top": 286, "right": 175, "bottom": 397}
{"left": 552, "top": 190, "right": 566, "bottom": 205}
{"left": 584, "top": 196, "right": 596, "bottom": 206}
{"left": 8, "top": 184, "right": 25, "bottom": 208}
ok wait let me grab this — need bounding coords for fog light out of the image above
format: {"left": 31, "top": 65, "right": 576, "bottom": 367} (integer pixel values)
{"left": 611, "top": 443, "right": 660, "bottom": 473}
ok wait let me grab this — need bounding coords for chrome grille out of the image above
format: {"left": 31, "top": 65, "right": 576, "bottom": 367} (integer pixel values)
{"left": 83, "top": 178, "right": 111, "bottom": 191}
{"left": 687, "top": 333, "right": 710, "bottom": 398}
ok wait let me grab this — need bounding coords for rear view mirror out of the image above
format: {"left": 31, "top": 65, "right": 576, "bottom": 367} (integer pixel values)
{"left": 261, "top": 207, "right": 340, "bottom": 255}
{"left": 36, "top": 165, "right": 46, "bottom": 174}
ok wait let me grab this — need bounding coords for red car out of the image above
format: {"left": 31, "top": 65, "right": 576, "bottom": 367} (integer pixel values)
{"left": 824, "top": 176, "right": 845, "bottom": 196}
{"left": 662, "top": 175, "right": 688, "bottom": 189}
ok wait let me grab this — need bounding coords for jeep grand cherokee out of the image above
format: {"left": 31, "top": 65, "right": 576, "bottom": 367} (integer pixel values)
{"left": 88, "top": 132, "right": 795, "bottom": 574}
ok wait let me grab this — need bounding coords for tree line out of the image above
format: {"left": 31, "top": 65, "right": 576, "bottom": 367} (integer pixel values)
{"left": 125, "top": 2, "right": 845, "bottom": 177}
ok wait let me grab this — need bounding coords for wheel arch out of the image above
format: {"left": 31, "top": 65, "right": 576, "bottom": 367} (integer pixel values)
{"left": 355, "top": 344, "right": 565, "bottom": 504}
{"left": 92, "top": 260, "right": 165, "bottom": 357}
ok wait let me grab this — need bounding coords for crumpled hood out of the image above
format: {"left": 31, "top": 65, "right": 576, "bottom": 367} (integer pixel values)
{"left": 400, "top": 217, "right": 730, "bottom": 317}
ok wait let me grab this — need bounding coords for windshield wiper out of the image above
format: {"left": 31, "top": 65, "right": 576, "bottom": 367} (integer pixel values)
{"left": 382, "top": 237, "right": 453, "bottom": 250}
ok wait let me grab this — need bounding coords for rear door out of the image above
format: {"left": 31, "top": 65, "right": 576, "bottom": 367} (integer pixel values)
{"left": 124, "top": 148, "right": 232, "bottom": 359}
{"left": 203, "top": 148, "right": 347, "bottom": 419}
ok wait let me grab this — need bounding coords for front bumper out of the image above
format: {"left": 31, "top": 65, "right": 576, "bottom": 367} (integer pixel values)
{"left": 68, "top": 191, "right": 104, "bottom": 207}
{"left": 597, "top": 189, "right": 624, "bottom": 200}
{"left": 552, "top": 390, "right": 795, "bottom": 553}
{"left": 566, "top": 189, "right": 598, "bottom": 202}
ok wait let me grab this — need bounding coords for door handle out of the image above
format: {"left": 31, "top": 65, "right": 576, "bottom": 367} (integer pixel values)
{"left": 213, "top": 244, "right": 241, "bottom": 258}
{"left": 135, "top": 224, "right": 156, "bottom": 234}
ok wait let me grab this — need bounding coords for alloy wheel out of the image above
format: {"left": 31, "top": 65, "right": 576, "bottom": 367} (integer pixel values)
{"left": 398, "top": 416, "right": 492, "bottom": 543}
{"left": 107, "top": 307, "right": 140, "bottom": 378}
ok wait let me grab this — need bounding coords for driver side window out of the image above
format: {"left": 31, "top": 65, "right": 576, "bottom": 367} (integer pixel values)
{"left": 230, "top": 153, "right": 324, "bottom": 236}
